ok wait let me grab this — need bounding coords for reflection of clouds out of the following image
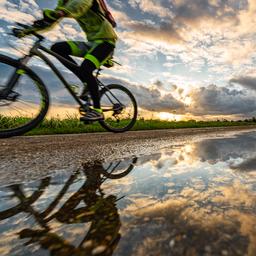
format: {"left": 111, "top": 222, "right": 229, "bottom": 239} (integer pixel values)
{"left": 212, "top": 181, "right": 256, "bottom": 208}
{"left": 231, "top": 157, "right": 256, "bottom": 172}
{"left": 116, "top": 132, "right": 256, "bottom": 255}
{"left": 136, "top": 153, "right": 162, "bottom": 165}
{"left": 119, "top": 195, "right": 250, "bottom": 255}
{"left": 192, "top": 132, "right": 256, "bottom": 167}
{"left": 122, "top": 196, "right": 158, "bottom": 214}
{"left": 119, "top": 176, "right": 255, "bottom": 255}
{"left": 234, "top": 212, "right": 256, "bottom": 256}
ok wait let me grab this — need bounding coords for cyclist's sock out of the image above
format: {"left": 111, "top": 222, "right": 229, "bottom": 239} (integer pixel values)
{"left": 92, "top": 108, "right": 103, "bottom": 113}
{"left": 81, "top": 77, "right": 100, "bottom": 108}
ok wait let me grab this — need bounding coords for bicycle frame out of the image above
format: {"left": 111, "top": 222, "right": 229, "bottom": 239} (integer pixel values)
{"left": 3, "top": 38, "right": 104, "bottom": 108}
{"left": 2, "top": 33, "right": 124, "bottom": 113}
{"left": 35, "top": 44, "right": 86, "bottom": 106}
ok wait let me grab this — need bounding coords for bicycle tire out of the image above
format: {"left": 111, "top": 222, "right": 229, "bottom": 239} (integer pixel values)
{"left": 99, "top": 84, "right": 137, "bottom": 133}
{"left": 101, "top": 157, "right": 137, "bottom": 179}
{"left": 0, "top": 177, "right": 51, "bottom": 221}
{"left": 0, "top": 54, "right": 49, "bottom": 138}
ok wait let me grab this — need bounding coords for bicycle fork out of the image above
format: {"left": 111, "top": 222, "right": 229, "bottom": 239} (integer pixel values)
{"left": 0, "top": 56, "right": 31, "bottom": 100}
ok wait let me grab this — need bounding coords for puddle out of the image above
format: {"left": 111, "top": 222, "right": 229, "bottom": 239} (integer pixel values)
{"left": 0, "top": 132, "right": 256, "bottom": 255}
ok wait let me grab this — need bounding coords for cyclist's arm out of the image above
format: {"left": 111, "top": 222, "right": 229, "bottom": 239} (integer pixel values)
{"left": 56, "top": 0, "right": 93, "bottom": 18}
{"left": 30, "top": 9, "right": 64, "bottom": 33}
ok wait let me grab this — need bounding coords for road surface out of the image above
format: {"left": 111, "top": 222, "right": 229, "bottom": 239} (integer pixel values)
{"left": 0, "top": 126, "right": 255, "bottom": 186}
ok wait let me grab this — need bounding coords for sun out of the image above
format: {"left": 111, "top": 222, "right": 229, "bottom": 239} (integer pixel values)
{"left": 158, "top": 112, "right": 183, "bottom": 121}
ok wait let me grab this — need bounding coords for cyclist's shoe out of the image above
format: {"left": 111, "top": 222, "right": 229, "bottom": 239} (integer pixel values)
{"left": 80, "top": 108, "right": 104, "bottom": 122}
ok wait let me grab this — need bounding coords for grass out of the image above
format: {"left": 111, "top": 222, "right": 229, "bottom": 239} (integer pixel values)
{"left": 1, "top": 115, "right": 256, "bottom": 136}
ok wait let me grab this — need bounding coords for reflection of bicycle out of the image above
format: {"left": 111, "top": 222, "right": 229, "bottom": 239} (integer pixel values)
{"left": 0, "top": 23, "right": 138, "bottom": 138}
{"left": 0, "top": 158, "right": 137, "bottom": 255}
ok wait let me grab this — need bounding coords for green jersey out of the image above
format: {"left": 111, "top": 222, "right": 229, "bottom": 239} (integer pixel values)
{"left": 54, "top": 0, "right": 117, "bottom": 43}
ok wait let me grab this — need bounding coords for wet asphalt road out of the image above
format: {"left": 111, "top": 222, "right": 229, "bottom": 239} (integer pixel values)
{"left": 0, "top": 127, "right": 256, "bottom": 256}
{"left": 0, "top": 126, "right": 256, "bottom": 186}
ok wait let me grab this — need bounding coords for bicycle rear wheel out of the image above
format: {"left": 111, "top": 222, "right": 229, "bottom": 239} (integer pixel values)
{"left": 0, "top": 55, "right": 49, "bottom": 138}
{"left": 99, "top": 84, "right": 137, "bottom": 133}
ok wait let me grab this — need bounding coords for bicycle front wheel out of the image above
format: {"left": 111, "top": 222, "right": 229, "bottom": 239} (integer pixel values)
{"left": 101, "top": 157, "right": 137, "bottom": 179}
{"left": 0, "top": 55, "right": 49, "bottom": 138}
{"left": 99, "top": 84, "right": 137, "bottom": 133}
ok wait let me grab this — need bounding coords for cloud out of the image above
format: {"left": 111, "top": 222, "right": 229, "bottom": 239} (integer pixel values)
{"left": 103, "top": 76, "right": 186, "bottom": 113}
{"left": 111, "top": 0, "right": 124, "bottom": 9}
{"left": 189, "top": 84, "right": 256, "bottom": 116}
{"left": 0, "top": 0, "right": 40, "bottom": 23}
{"left": 31, "top": 64, "right": 81, "bottom": 105}
{"left": 125, "top": 20, "right": 183, "bottom": 44}
{"left": 1, "top": 0, "right": 256, "bottom": 119}
{"left": 230, "top": 76, "right": 256, "bottom": 91}
{"left": 172, "top": 0, "right": 241, "bottom": 22}
{"left": 18, "top": 64, "right": 256, "bottom": 118}
{"left": 122, "top": 0, "right": 245, "bottom": 45}
{"left": 128, "top": 0, "right": 172, "bottom": 18}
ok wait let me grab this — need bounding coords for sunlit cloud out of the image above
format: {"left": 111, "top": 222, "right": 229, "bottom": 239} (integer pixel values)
{"left": 1, "top": 0, "right": 256, "bottom": 119}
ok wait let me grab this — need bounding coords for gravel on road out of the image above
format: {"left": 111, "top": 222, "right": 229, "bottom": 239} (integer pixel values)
{"left": 0, "top": 126, "right": 255, "bottom": 186}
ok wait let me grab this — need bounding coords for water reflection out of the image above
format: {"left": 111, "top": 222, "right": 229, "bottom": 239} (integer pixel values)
{"left": 0, "top": 131, "right": 256, "bottom": 255}
{"left": 0, "top": 158, "right": 137, "bottom": 256}
{"left": 115, "top": 132, "right": 256, "bottom": 256}
{"left": 195, "top": 132, "right": 256, "bottom": 170}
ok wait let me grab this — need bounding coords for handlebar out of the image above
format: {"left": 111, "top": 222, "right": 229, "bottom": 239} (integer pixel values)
{"left": 16, "top": 22, "right": 30, "bottom": 29}
{"left": 14, "top": 22, "right": 45, "bottom": 42}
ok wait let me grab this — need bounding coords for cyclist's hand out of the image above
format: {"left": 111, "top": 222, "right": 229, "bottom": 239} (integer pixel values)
{"left": 32, "top": 10, "right": 65, "bottom": 29}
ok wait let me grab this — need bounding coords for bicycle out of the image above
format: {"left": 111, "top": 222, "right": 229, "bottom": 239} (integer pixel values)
{"left": 0, "top": 23, "right": 138, "bottom": 138}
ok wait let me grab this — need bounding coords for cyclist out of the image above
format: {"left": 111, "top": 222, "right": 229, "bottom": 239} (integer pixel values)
{"left": 19, "top": 0, "right": 118, "bottom": 122}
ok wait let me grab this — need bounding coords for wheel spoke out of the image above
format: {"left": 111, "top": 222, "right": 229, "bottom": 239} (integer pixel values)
{"left": 0, "top": 56, "right": 49, "bottom": 137}
{"left": 99, "top": 84, "right": 137, "bottom": 132}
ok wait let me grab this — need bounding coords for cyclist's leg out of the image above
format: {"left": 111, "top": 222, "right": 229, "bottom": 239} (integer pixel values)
{"left": 50, "top": 41, "right": 89, "bottom": 79}
{"left": 79, "top": 41, "right": 115, "bottom": 110}
{"left": 79, "top": 59, "right": 100, "bottom": 108}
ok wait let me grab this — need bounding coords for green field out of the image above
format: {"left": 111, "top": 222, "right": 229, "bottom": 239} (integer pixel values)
{"left": 1, "top": 115, "right": 256, "bottom": 135}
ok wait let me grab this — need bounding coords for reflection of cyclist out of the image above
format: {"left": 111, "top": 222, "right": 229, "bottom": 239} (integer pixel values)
{"left": 27, "top": 0, "right": 118, "bottom": 122}
{"left": 19, "top": 161, "right": 123, "bottom": 256}
{"left": 54, "top": 161, "right": 121, "bottom": 255}
{"left": 0, "top": 158, "right": 137, "bottom": 255}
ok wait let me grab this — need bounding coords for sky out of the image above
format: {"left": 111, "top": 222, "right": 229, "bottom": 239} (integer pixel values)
{"left": 1, "top": 0, "right": 256, "bottom": 120}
